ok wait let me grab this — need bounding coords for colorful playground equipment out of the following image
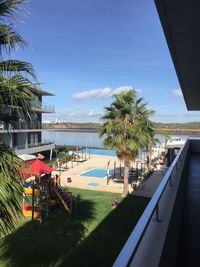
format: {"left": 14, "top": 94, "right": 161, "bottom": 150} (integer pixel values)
{"left": 21, "top": 159, "right": 76, "bottom": 228}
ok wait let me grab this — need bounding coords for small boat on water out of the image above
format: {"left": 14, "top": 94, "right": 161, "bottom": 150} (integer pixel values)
{"left": 165, "top": 136, "right": 186, "bottom": 149}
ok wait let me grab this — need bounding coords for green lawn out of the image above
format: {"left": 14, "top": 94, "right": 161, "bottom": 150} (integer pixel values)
{"left": 0, "top": 188, "right": 149, "bottom": 267}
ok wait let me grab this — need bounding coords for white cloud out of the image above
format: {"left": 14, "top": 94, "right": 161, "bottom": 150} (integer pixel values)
{"left": 172, "top": 89, "right": 183, "bottom": 97}
{"left": 73, "top": 87, "right": 112, "bottom": 100}
{"left": 72, "top": 86, "right": 142, "bottom": 101}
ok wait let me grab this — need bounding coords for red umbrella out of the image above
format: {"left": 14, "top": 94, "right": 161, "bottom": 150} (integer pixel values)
{"left": 28, "top": 159, "right": 53, "bottom": 175}
{"left": 19, "top": 163, "right": 37, "bottom": 179}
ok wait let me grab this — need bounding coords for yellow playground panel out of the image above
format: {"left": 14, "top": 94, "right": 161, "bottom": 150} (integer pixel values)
{"left": 23, "top": 187, "right": 40, "bottom": 197}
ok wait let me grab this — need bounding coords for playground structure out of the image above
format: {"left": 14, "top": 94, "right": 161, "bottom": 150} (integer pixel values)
{"left": 21, "top": 159, "right": 76, "bottom": 228}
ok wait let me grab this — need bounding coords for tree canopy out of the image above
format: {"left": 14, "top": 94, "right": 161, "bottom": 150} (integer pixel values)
{"left": 99, "top": 89, "right": 156, "bottom": 196}
{"left": 0, "top": 0, "right": 38, "bottom": 236}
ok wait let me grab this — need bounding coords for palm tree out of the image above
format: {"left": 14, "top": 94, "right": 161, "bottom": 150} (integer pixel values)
{"left": 99, "top": 89, "right": 156, "bottom": 196}
{"left": 58, "top": 151, "right": 72, "bottom": 164}
{"left": 0, "top": 0, "right": 38, "bottom": 236}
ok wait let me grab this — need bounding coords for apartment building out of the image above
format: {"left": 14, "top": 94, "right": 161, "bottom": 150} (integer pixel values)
{"left": 0, "top": 87, "right": 55, "bottom": 155}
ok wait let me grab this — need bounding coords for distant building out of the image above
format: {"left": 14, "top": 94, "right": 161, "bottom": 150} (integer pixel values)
{"left": 0, "top": 87, "right": 55, "bottom": 155}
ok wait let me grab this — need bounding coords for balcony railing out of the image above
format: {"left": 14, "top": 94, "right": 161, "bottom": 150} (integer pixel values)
{"left": 42, "top": 103, "right": 55, "bottom": 113}
{"left": 32, "top": 103, "right": 55, "bottom": 113}
{"left": 113, "top": 139, "right": 190, "bottom": 267}
{"left": 32, "top": 99, "right": 42, "bottom": 111}
{"left": 13, "top": 140, "right": 54, "bottom": 150}
{"left": 0, "top": 121, "right": 41, "bottom": 130}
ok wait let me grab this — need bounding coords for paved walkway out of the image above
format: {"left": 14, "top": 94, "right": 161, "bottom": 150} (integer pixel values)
{"left": 52, "top": 154, "right": 166, "bottom": 196}
{"left": 54, "top": 155, "right": 125, "bottom": 193}
{"left": 131, "top": 168, "right": 167, "bottom": 198}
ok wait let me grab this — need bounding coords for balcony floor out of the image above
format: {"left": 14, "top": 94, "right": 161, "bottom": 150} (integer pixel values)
{"left": 176, "top": 153, "right": 200, "bottom": 267}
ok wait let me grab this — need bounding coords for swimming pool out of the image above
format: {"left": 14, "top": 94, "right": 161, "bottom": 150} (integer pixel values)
{"left": 78, "top": 148, "right": 116, "bottom": 157}
{"left": 80, "top": 168, "right": 112, "bottom": 178}
{"left": 78, "top": 148, "right": 146, "bottom": 159}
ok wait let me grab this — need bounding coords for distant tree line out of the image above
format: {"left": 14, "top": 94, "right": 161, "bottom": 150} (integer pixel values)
{"left": 42, "top": 122, "right": 100, "bottom": 129}
{"left": 42, "top": 121, "right": 200, "bottom": 130}
{"left": 155, "top": 122, "right": 200, "bottom": 129}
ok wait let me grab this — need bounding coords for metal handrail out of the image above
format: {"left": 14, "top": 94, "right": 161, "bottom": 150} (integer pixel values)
{"left": 42, "top": 103, "right": 55, "bottom": 113}
{"left": 0, "top": 121, "right": 42, "bottom": 130}
{"left": 13, "top": 141, "right": 54, "bottom": 150}
{"left": 113, "top": 139, "right": 189, "bottom": 267}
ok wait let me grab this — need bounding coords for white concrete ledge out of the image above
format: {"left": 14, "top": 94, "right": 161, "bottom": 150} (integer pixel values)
{"left": 15, "top": 144, "right": 55, "bottom": 155}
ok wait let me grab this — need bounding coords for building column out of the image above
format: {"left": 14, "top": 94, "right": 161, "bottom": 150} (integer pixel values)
{"left": 50, "top": 149, "right": 53, "bottom": 161}
{"left": 10, "top": 133, "right": 13, "bottom": 148}
{"left": 25, "top": 133, "right": 28, "bottom": 148}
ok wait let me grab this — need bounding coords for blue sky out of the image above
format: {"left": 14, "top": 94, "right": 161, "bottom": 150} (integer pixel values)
{"left": 13, "top": 0, "right": 200, "bottom": 123}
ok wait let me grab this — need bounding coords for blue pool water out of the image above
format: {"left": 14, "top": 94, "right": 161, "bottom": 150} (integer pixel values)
{"left": 79, "top": 148, "right": 116, "bottom": 157}
{"left": 78, "top": 148, "right": 146, "bottom": 159}
{"left": 81, "top": 168, "right": 111, "bottom": 178}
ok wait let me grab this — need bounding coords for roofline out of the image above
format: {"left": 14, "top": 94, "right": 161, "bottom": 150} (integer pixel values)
{"left": 30, "top": 87, "right": 55, "bottom": 96}
{"left": 154, "top": 0, "right": 190, "bottom": 110}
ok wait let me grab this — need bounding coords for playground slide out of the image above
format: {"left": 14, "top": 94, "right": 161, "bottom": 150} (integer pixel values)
{"left": 54, "top": 185, "right": 72, "bottom": 214}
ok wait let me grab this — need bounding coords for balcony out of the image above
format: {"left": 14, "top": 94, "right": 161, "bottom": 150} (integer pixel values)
{"left": 0, "top": 121, "right": 42, "bottom": 132}
{"left": 42, "top": 103, "right": 55, "bottom": 113}
{"left": 32, "top": 102, "right": 55, "bottom": 113}
{"left": 14, "top": 140, "right": 55, "bottom": 155}
{"left": 113, "top": 138, "right": 200, "bottom": 267}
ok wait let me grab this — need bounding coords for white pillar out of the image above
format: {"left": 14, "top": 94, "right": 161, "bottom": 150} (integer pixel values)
{"left": 50, "top": 149, "right": 53, "bottom": 161}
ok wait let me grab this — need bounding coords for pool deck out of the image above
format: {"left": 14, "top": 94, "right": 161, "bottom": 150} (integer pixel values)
{"left": 131, "top": 168, "right": 167, "bottom": 198}
{"left": 55, "top": 155, "right": 126, "bottom": 193}
{"left": 53, "top": 150, "right": 166, "bottom": 195}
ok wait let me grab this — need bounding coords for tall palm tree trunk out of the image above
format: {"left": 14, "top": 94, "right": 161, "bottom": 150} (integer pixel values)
{"left": 123, "top": 164, "right": 129, "bottom": 196}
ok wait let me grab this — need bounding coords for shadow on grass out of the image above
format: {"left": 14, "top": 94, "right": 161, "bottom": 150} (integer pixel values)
{"left": 60, "top": 194, "right": 149, "bottom": 267}
{"left": 0, "top": 193, "right": 149, "bottom": 267}
{"left": 0, "top": 196, "right": 96, "bottom": 267}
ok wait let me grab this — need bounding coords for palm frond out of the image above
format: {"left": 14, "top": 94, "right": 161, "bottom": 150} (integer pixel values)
{"left": 0, "top": 24, "right": 26, "bottom": 53}
{"left": 99, "top": 89, "right": 157, "bottom": 160}
{"left": 0, "top": 60, "right": 36, "bottom": 79}
{"left": 0, "top": 0, "right": 38, "bottom": 236}
{"left": 0, "top": 0, "right": 26, "bottom": 20}
{"left": 0, "top": 142, "right": 23, "bottom": 237}
{"left": 0, "top": 75, "right": 36, "bottom": 127}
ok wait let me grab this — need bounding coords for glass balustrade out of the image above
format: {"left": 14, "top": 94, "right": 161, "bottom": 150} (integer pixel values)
{"left": 13, "top": 140, "right": 54, "bottom": 150}
{"left": 0, "top": 121, "right": 42, "bottom": 130}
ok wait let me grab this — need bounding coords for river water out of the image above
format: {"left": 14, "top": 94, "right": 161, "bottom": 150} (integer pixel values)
{"left": 42, "top": 130, "right": 189, "bottom": 148}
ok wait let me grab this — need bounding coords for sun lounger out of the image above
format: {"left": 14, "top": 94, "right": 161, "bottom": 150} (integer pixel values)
{"left": 113, "top": 177, "right": 124, "bottom": 183}
{"left": 113, "top": 176, "right": 136, "bottom": 183}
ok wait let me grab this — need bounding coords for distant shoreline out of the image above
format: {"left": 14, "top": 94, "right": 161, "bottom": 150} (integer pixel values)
{"left": 156, "top": 128, "right": 200, "bottom": 136}
{"left": 42, "top": 127, "right": 200, "bottom": 135}
{"left": 42, "top": 128, "right": 99, "bottom": 133}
